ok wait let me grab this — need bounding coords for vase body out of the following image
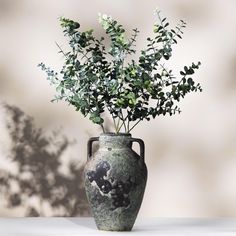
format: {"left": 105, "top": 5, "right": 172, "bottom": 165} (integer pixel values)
{"left": 84, "top": 133, "right": 147, "bottom": 231}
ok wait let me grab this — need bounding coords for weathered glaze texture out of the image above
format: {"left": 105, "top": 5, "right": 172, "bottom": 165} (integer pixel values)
{"left": 84, "top": 133, "right": 147, "bottom": 231}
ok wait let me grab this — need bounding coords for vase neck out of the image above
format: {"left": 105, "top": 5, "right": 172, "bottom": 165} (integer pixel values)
{"left": 99, "top": 133, "right": 131, "bottom": 148}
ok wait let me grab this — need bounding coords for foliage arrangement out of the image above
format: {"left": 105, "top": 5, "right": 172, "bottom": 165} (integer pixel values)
{"left": 39, "top": 10, "right": 202, "bottom": 133}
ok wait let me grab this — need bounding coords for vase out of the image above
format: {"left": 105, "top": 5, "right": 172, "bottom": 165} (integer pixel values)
{"left": 84, "top": 133, "right": 147, "bottom": 231}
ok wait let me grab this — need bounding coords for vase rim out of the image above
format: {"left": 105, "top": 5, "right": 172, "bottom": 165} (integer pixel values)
{"left": 100, "top": 132, "right": 131, "bottom": 137}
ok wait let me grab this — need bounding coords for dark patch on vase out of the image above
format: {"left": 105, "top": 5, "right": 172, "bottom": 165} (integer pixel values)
{"left": 87, "top": 161, "right": 136, "bottom": 210}
{"left": 110, "top": 176, "right": 136, "bottom": 210}
{"left": 108, "top": 147, "right": 112, "bottom": 151}
{"left": 87, "top": 161, "right": 112, "bottom": 194}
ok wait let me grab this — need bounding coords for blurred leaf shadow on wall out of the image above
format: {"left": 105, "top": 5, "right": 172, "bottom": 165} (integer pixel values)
{"left": 0, "top": 103, "right": 91, "bottom": 216}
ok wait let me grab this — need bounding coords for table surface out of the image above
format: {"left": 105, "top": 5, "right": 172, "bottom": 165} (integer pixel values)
{"left": 0, "top": 217, "right": 236, "bottom": 235}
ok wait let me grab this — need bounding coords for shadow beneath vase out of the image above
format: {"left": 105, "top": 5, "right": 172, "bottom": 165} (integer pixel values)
{"left": 66, "top": 217, "right": 97, "bottom": 230}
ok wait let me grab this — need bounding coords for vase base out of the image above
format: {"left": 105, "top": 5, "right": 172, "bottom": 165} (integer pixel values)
{"left": 97, "top": 226, "right": 132, "bottom": 232}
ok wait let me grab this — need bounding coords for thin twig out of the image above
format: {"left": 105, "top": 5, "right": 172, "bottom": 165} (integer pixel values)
{"left": 55, "top": 42, "right": 67, "bottom": 57}
{"left": 128, "top": 119, "right": 142, "bottom": 133}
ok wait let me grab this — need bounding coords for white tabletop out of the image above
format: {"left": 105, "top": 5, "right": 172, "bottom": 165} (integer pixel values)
{"left": 0, "top": 217, "right": 235, "bottom": 235}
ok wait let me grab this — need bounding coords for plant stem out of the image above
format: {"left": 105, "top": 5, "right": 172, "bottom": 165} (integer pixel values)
{"left": 106, "top": 105, "right": 119, "bottom": 133}
{"left": 128, "top": 119, "right": 142, "bottom": 133}
{"left": 120, "top": 110, "right": 127, "bottom": 133}
{"left": 117, "top": 111, "right": 128, "bottom": 133}
{"left": 116, "top": 117, "right": 121, "bottom": 133}
{"left": 55, "top": 42, "right": 68, "bottom": 58}
{"left": 117, "top": 119, "right": 125, "bottom": 133}
{"left": 100, "top": 124, "right": 105, "bottom": 133}
{"left": 111, "top": 114, "right": 117, "bottom": 132}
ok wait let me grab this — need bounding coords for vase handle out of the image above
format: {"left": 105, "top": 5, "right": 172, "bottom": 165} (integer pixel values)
{"left": 87, "top": 137, "right": 99, "bottom": 161}
{"left": 130, "top": 138, "right": 145, "bottom": 162}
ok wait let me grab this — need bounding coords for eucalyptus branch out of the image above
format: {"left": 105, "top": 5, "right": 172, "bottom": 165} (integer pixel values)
{"left": 120, "top": 110, "right": 127, "bottom": 132}
{"left": 55, "top": 42, "right": 68, "bottom": 58}
{"left": 39, "top": 11, "right": 202, "bottom": 134}
{"left": 128, "top": 119, "right": 142, "bottom": 133}
{"left": 100, "top": 124, "right": 105, "bottom": 133}
{"left": 109, "top": 108, "right": 118, "bottom": 132}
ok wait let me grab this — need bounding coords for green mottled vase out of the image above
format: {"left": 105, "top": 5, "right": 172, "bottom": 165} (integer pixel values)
{"left": 84, "top": 133, "right": 147, "bottom": 231}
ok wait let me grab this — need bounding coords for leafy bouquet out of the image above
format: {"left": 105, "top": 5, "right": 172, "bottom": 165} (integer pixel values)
{"left": 39, "top": 10, "right": 202, "bottom": 133}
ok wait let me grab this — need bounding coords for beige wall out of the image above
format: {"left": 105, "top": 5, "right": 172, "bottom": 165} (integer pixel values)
{"left": 0, "top": 0, "right": 236, "bottom": 217}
